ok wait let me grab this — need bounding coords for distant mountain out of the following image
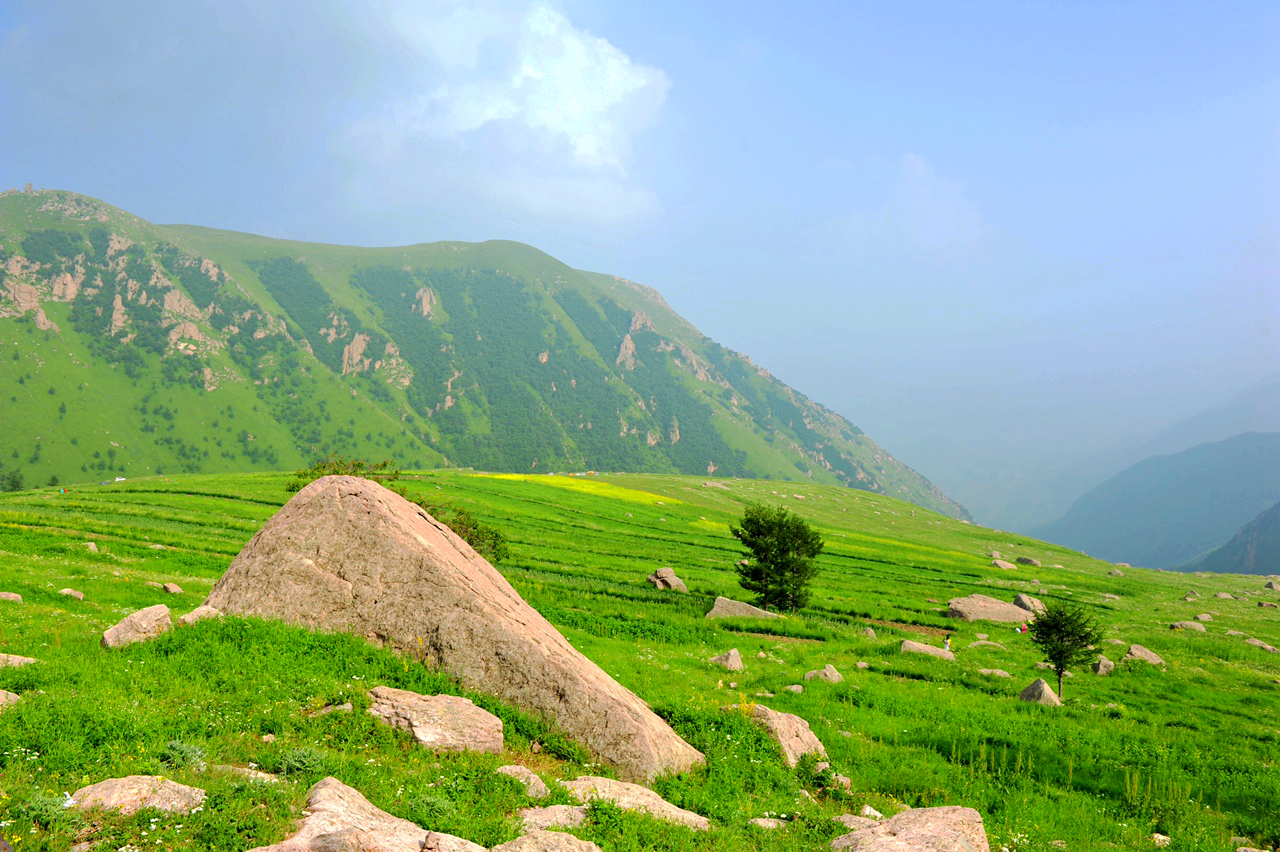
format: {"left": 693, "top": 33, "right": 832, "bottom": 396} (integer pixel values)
{"left": 1034, "top": 432, "right": 1280, "bottom": 569}
{"left": 1193, "top": 501, "right": 1280, "bottom": 575}
{"left": 0, "top": 188, "right": 967, "bottom": 518}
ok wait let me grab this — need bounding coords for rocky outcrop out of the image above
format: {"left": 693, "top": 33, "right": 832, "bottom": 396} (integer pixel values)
{"left": 724, "top": 703, "right": 826, "bottom": 768}
{"left": 204, "top": 476, "right": 701, "bottom": 782}
{"left": 495, "top": 832, "right": 602, "bottom": 852}
{"left": 831, "top": 806, "right": 989, "bottom": 851}
{"left": 946, "top": 595, "right": 1028, "bottom": 623}
{"left": 247, "top": 776, "right": 483, "bottom": 852}
{"left": 71, "top": 775, "right": 205, "bottom": 816}
{"left": 1019, "top": 679, "right": 1061, "bottom": 706}
{"left": 368, "top": 686, "right": 503, "bottom": 754}
{"left": 901, "top": 640, "right": 954, "bottom": 661}
{"left": 706, "top": 596, "right": 778, "bottom": 619}
{"left": 710, "top": 649, "right": 744, "bottom": 671}
{"left": 1123, "top": 644, "right": 1165, "bottom": 666}
{"left": 101, "top": 604, "right": 171, "bottom": 648}
{"left": 646, "top": 566, "right": 687, "bottom": 592}
{"left": 564, "top": 776, "right": 710, "bottom": 830}
{"left": 1012, "top": 594, "right": 1046, "bottom": 617}
{"left": 520, "top": 804, "right": 587, "bottom": 831}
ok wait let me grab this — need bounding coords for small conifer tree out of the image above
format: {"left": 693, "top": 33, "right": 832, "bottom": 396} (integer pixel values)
{"left": 730, "top": 503, "right": 823, "bottom": 612}
{"left": 1028, "top": 602, "right": 1103, "bottom": 698}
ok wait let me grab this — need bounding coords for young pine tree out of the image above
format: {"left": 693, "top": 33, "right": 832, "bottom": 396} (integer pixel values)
{"left": 730, "top": 503, "right": 823, "bottom": 612}
{"left": 1028, "top": 602, "right": 1103, "bottom": 698}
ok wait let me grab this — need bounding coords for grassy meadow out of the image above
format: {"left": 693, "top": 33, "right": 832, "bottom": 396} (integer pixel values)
{"left": 0, "top": 470, "right": 1277, "bottom": 851}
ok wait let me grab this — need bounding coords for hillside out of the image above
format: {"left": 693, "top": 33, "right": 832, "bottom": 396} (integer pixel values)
{"left": 0, "top": 471, "right": 1276, "bottom": 850}
{"left": 1035, "top": 432, "right": 1280, "bottom": 569}
{"left": 0, "top": 188, "right": 966, "bottom": 519}
{"left": 1194, "top": 500, "right": 1280, "bottom": 574}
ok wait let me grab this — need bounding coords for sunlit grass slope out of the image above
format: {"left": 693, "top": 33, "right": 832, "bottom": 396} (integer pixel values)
{"left": 0, "top": 471, "right": 1277, "bottom": 851}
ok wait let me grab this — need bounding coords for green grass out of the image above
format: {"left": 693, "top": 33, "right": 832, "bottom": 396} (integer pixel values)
{"left": 0, "top": 471, "right": 1278, "bottom": 850}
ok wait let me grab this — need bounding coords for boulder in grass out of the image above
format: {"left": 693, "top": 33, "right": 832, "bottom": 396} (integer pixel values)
{"left": 0, "top": 592, "right": 22, "bottom": 603}
{"left": 834, "top": 814, "right": 878, "bottom": 831}
{"left": 1194, "top": 613, "right": 1212, "bottom": 621}
{"left": 497, "top": 765, "right": 548, "bottom": 798}
{"left": 831, "top": 806, "right": 988, "bottom": 851}
{"left": 723, "top": 703, "right": 826, "bottom": 768}
{"left": 1266, "top": 580, "right": 1279, "bottom": 591}
{"left": 979, "top": 669, "right": 1011, "bottom": 678}
{"left": 0, "top": 690, "right": 19, "bottom": 711}
{"left": 901, "top": 639, "right": 955, "bottom": 661}
{"left": 520, "top": 804, "right": 587, "bottom": 831}
{"left": 749, "top": 818, "right": 787, "bottom": 829}
{"left": 1114, "top": 563, "right": 1131, "bottom": 568}
{"left": 804, "top": 664, "right": 844, "bottom": 683}
{"left": 368, "top": 686, "right": 503, "bottom": 754}
{"left": 101, "top": 604, "right": 171, "bottom": 648}
{"left": 646, "top": 567, "right": 687, "bottom": 592}
{"left": 706, "top": 596, "right": 778, "bottom": 620}
{"left": 1170, "top": 621, "right": 1206, "bottom": 633}
{"left": 784, "top": 684, "right": 804, "bottom": 694}
{"left": 947, "top": 594, "right": 1029, "bottom": 623}
{"left": 1093, "top": 656, "right": 1114, "bottom": 676}
{"left": 204, "top": 476, "right": 702, "bottom": 783}
{"left": 71, "top": 775, "right": 205, "bottom": 816}
{"left": 0, "top": 654, "right": 37, "bottom": 668}
{"left": 1215, "top": 592, "right": 1236, "bottom": 600}
{"left": 494, "top": 832, "right": 602, "bottom": 852}
{"left": 1015, "top": 557, "right": 1041, "bottom": 567}
{"left": 710, "top": 649, "right": 744, "bottom": 671}
{"left": 564, "top": 776, "right": 710, "bottom": 830}
{"left": 1108, "top": 569, "right": 1124, "bottom": 577}
{"left": 59, "top": 588, "right": 84, "bottom": 601}
{"left": 178, "top": 605, "right": 222, "bottom": 627}
{"left": 1013, "top": 594, "right": 1046, "bottom": 617}
{"left": 991, "top": 559, "right": 1017, "bottom": 570}
{"left": 860, "top": 627, "right": 877, "bottom": 639}
{"left": 1020, "top": 679, "right": 1061, "bottom": 706}
{"left": 86, "top": 541, "right": 98, "bottom": 553}
{"left": 246, "top": 776, "right": 483, "bottom": 852}
{"left": 1259, "top": 601, "right": 1278, "bottom": 609}
{"left": 163, "top": 582, "right": 184, "bottom": 595}
{"left": 1122, "top": 644, "right": 1165, "bottom": 666}
{"left": 969, "top": 640, "right": 1006, "bottom": 650}
{"left": 1246, "top": 638, "right": 1278, "bottom": 653}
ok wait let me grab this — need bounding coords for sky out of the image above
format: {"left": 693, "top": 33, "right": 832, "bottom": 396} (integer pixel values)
{"left": 2, "top": 1, "right": 1277, "bottom": 528}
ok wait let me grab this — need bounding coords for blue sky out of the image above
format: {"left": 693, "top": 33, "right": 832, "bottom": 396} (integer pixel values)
{"left": 2, "top": 1, "right": 1277, "bottom": 527}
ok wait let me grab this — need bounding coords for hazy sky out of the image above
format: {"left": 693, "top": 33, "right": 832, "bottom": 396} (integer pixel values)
{"left": 3, "top": 1, "right": 1277, "bottom": 527}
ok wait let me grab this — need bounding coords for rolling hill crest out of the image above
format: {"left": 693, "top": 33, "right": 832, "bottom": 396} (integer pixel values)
{"left": 0, "top": 188, "right": 968, "bottom": 519}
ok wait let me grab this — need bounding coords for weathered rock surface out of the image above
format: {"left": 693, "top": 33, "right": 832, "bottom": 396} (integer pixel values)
{"left": 59, "top": 588, "right": 84, "bottom": 600}
{"left": 1266, "top": 580, "right": 1279, "bottom": 590}
{"left": 831, "top": 805, "right": 989, "bottom": 852}
{"left": 1170, "top": 621, "right": 1206, "bottom": 632}
{"left": 1215, "top": 592, "right": 1236, "bottom": 599}
{"left": 248, "top": 776, "right": 480, "bottom": 852}
{"left": 1123, "top": 644, "right": 1165, "bottom": 665}
{"left": 979, "top": 669, "right": 1011, "bottom": 678}
{"left": 204, "top": 476, "right": 703, "bottom": 782}
{"left": 0, "top": 690, "right": 19, "bottom": 711}
{"left": 497, "top": 765, "right": 548, "bottom": 798}
{"left": 178, "top": 605, "right": 222, "bottom": 627}
{"left": 1108, "top": 569, "right": 1124, "bottom": 577}
{"left": 564, "top": 776, "right": 710, "bottom": 830}
{"left": 1259, "top": 602, "right": 1278, "bottom": 609}
{"left": 855, "top": 661, "right": 870, "bottom": 670}
{"left": 646, "top": 567, "right": 687, "bottom": 592}
{"left": 163, "top": 582, "right": 184, "bottom": 594}
{"left": 706, "top": 596, "right": 778, "bottom": 620}
{"left": 784, "top": 684, "right": 804, "bottom": 694}
{"left": 860, "top": 805, "right": 884, "bottom": 820}
{"left": 946, "top": 594, "right": 1029, "bottom": 623}
{"left": 724, "top": 703, "right": 826, "bottom": 768}
{"left": 212, "top": 765, "right": 279, "bottom": 783}
{"left": 1015, "top": 557, "right": 1041, "bottom": 567}
{"left": 1019, "top": 679, "right": 1061, "bottom": 707}
{"left": 101, "top": 604, "right": 171, "bottom": 648}
{"left": 368, "top": 686, "right": 503, "bottom": 754}
{"left": 1194, "top": 613, "right": 1212, "bottom": 621}
{"left": 804, "top": 664, "right": 844, "bottom": 683}
{"left": 834, "top": 814, "right": 879, "bottom": 831}
{"left": 969, "top": 641, "right": 1006, "bottom": 650}
{"left": 1013, "top": 594, "right": 1046, "bottom": 617}
{"left": 710, "top": 649, "right": 744, "bottom": 671}
{"left": 1246, "top": 638, "right": 1278, "bottom": 653}
{"left": 749, "top": 817, "right": 787, "bottom": 829}
{"left": 861, "top": 627, "right": 877, "bottom": 639}
{"left": 520, "top": 804, "right": 587, "bottom": 831}
{"left": 72, "top": 775, "right": 206, "bottom": 815}
{"left": 0, "top": 654, "right": 37, "bottom": 667}
{"left": 1093, "top": 656, "right": 1114, "bottom": 676}
{"left": 495, "top": 831, "right": 601, "bottom": 852}
{"left": 85, "top": 541, "right": 98, "bottom": 553}
{"left": 990, "top": 559, "right": 1017, "bottom": 570}
{"left": 0, "top": 592, "right": 22, "bottom": 603}
{"left": 901, "top": 639, "right": 955, "bottom": 661}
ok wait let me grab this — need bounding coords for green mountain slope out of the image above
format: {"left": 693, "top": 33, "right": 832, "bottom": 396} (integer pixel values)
{"left": 0, "top": 188, "right": 968, "bottom": 518}
{"left": 1194, "top": 500, "right": 1280, "bottom": 574}
{"left": 1035, "top": 432, "right": 1280, "bottom": 569}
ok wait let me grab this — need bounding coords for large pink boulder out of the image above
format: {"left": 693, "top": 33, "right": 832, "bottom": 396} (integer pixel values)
{"left": 831, "top": 805, "right": 989, "bottom": 851}
{"left": 205, "top": 476, "right": 703, "bottom": 782}
{"left": 71, "top": 775, "right": 205, "bottom": 815}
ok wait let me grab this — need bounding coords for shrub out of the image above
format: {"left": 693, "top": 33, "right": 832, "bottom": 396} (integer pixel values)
{"left": 730, "top": 502, "right": 823, "bottom": 611}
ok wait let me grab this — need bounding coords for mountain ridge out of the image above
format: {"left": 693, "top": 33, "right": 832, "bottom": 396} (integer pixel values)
{"left": 0, "top": 188, "right": 968, "bottom": 518}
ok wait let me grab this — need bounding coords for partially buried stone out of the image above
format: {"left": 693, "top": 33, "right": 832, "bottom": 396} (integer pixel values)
{"left": 709, "top": 649, "right": 744, "bottom": 671}
{"left": 71, "top": 775, "right": 205, "bottom": 815}
{"left": 564, "top": 776, "right": 710, "bottom": 830}
{"left": 368, "top": 686, "right": 503, "bottom": 753}
{"left": 803, "top": 664, "right": 843, "bottom": 683}
{"left": 101, "top": 604, "right": 171, "bottom": 648}
{"left": 520, "top": 804, "right": 587, "bottom": 831}
{"left": 497, "top": 765, "right": 548, "bottom": 798}
{"left": 706, "top": 596, "right": 778, "bottom": 620}
{"left": 493, "top": 832, "right": 602, "bottom": 852}
{"left": 1020, "top": 678, "right": 1061, "bottom": 706}
{"left": 723, "top": 703, "right": 825, "bottom": 768}
{"left": 831, "top": 805, "right": 987, "bottom": 852}
{"left": 59, "top": 588, "right": 84, "bottom": 601}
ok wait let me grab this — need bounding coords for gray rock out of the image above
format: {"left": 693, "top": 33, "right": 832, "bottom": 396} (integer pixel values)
{"left": 706, "top": 596, "right": 778, "bottom": 620}
{"left": 101, "top": 604, "right": 171, "bottom": 648}
{"left": 724, "top": 703, "right": 826, "bottom": 768}
{"left": 710, "top": 649, "right": 744, "bottom": 671}
{"left": 1170, "top": 621, "right": 1206, "bottom": 632}
{"left": 804, "top": 664, "right": 843, "bottom": 683}
{"left": 860, "top": 627, "right": 877, "bottom": 639}
{"left": 646, "top": 567, "right": 687, "bottom": 592}
{"left": 1108, "top": 569, "right": 1124, "bottom": 577}
{"left": 205, "top": 476, "right": 702, "bottom": 782}
{"left": 946, "top": 594, "right": 1029, "bottom": 623}
{"left": 901, "top": 639, "right": 955, "bottom": 661}
{"left": 1122, "top": 644, "right": 1165, "bottom": 665}
{"left": 831, "top": 806, "right": 988, "bottom": 851}
{"left": 784, "top": 684, "right": 804, "bottom": 693}
{"left": 1093, "top": 656, "right": 1114, "bottom": 676}
{"left": 497, "top": 765, "right": 548, "bottom": 798}
{"left": 1015, "top": 557, "right": 1041, "bottom": 567}
{"left": 71, "top": 775, "right": 205, "bottom": 816}
{"left": 1266, "top": 581, "right": 1279, "bottom": 590}
{"left": 1259, "top": 601, "right": 1278, "bottom": 609}
{"left": 1013, "top": 594, "right": 1046, "bottom": 617}
{"left": 178, "top": 605, "right": 222, "bottom": 627}
{"left": 0, "top": 654, "right": 37, "bottom": 668}
{"left": 979, "top": 669, "right": 1011, "bottom": 678}
{"left": 1194, "top": 613, "right": 1212, "bottom": 621}
{"left": 368, "top": 686, "right": 503, "bottom": 754}
{"left": 1019, "top": 679, "right": 1060, "bottom": 707}
{"left": 564, "top": 776, "right": 710, "bottom": 830}
{"left": 494, "top": 831, "right": 602, "bottom": 852}
{"left": 519, "top": 804, "right": 587, "bottom": 831}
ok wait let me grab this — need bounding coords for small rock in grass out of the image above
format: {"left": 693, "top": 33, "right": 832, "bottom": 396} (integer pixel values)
{"left": 0, "top": 592, "right": 22, "bottom": 603}
{"left": 860, "top": 627, "right": 877, "bottom": 639}
{"left": 756, "top": 651, "right": 768, "bottom": 659}
{"left": 1151, "top": 833, "right": 1171, "bottom": 847}
{"left": 494, "top": 831, "right": 602, "bottom": 852}
{"left": 991, "top": 559, "right": 1018, "bottom": 570}
{"left": 855, "top": 661, "right": 869, "bottom": 670}
{"left": 59, "top": 588, "right": 84, "bottom": 601}
{"left": 145, "top": 581, "right": 164, "bottom": 589}
{"left": 1020, "top": 679, "right": 1061, "bottom": 706}
{"left": 749, "top": 817, "right": 786, "bottom": 829}
{"left": 1093, "top": 656, "right": 1114, "bottom": 676}
{"left": 178, "top": 605, "right": 222, "bottom": 627}
{"left": 1215, "top": 592, "right": 1235, "bottom": 600}
{"left": 0, "top": 654, "right": 37, "bottom": 668}
{"left": 1016, "top": 556, "right": 1041, "bottom": 567}
{"left": 564, "top": 776, "right": 710, "bottom": 830}
{"left": 803, "top": 664, "right": 843, "bottom": 683}
{"left": 86, "top": 541, "right": 98, "bottom": 553}
{"left": 706, "top": 596, "right": 778, "bottom": 620}
{"left": 860, "top": 805, "right": 883, "bottom": 820}
{"left": 975, "top": 633, "right": 989, "bottom": 640}
{"left": 1194, "top": 613, "right": 1212, "bottom": 621}
{"left": 497, "top": 765, "right": 548, "bottom": 798}
{"left": 710, "top": 649, "right": 744, "bottom": 671}
{"left": 212, "top": 765, "right": 279, "bottom": 783}
{"left": 1106, "top": 638, "right": 1126, "bottom": 645}
{"left": 101, "top": 604, "right": 171, "bottom": 648}
{"left": 163, "top": 582, "right": 184, "bottom": 595}
{"left": 1245, "top": 638, "right": 1278, "bottom": 653}
{"left": 900, "top": 639, "right": 954, "bottom": 661}
{"left": 646, "top": 566, "right": 687, "bottom": 592}
{"left": 0, "top": 690, "right": 20, "bottom": 711}
{"left": 71, "top": 775, "right": 205, "bottom": 815}
{"left": 1259, "top": 601, "right": 1278, "bottom": 609}
{"left": 755, "top": 692, "right": 775, "bottom": 698}
{"left": 970, "top": 640, "right": 1006, "bottom": 650}
{"left": 520, "top": 804, "right": 587, "bottom": 831}
{"left": 1122, "top": 644, "right": 1164, "bottom": 666}
{"left": 1109, "top": 569, "right": 1124, "bottom": 577}
{"left": 784, "top": 684, "right": 803, "bottom": 694}
{"left": 368, "top": 686, "right": 503, "bottom": 753}
{"left": 979, "top": 669, "right": 1011, "bottom": 678}
{"left": 261, "top": 733, "right": 275, "bottom": 743}
{"left": 1170, "top": 620, "right": 1206, "bottom": 632}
